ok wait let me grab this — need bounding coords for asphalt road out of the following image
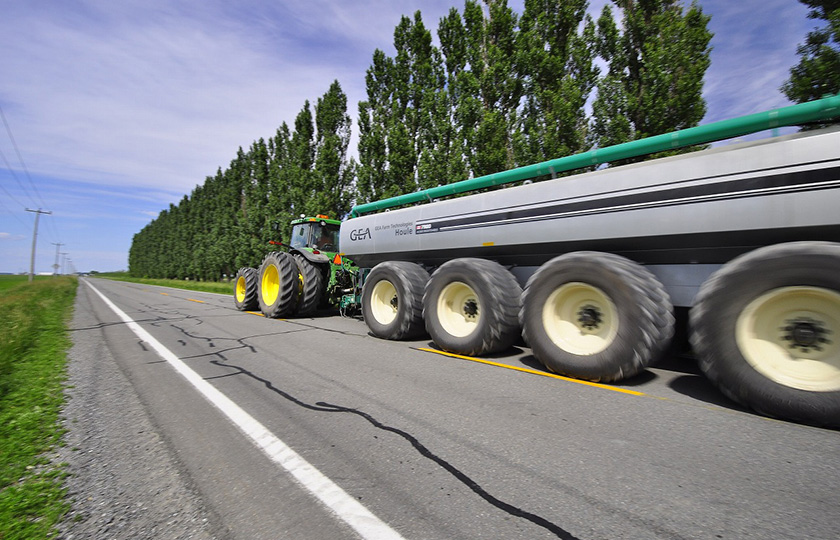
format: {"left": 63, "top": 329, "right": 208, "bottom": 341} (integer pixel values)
{"left": 66, "top": 277, "right": 840, "bottom": 540}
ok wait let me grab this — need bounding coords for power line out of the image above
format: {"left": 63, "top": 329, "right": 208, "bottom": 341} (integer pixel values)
{"left": 0, "top": 145, "right": 34, "bottom": 207}
{"left": 0, "top": 105, "right": 61, "bottom": 246}
{"left": 0, "top": 174, "right": 28, "bottom": 209}
{"left": 0, "top": 105, "right": 46, "bottom": 208}
{"left": 0, "top": 195, "right": 30, "bottom": 229}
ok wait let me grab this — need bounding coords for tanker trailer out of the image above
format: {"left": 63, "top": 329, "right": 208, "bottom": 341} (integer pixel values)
{"left": 340, "top": 95, "right": 840, "bottom": 427}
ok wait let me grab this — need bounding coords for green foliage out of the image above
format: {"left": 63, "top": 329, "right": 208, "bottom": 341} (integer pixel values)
{"left": 359, "top": 0, "right": 711, "bottom": 185}
{"left": 312, "top": 81, "right": 355, "bottom": 217}
{"left": 0, "top": 277, "right": 77, "bottom": 539}
{"left": 782, "top": 0, "right": 840, "bottom": 126}
{"left": 357, "top": 12, "right": 455, "bottom": 200}
{"left": 463, "top": 0, "right": 522, "bottom": 175}
{"left": 517, "top": 0, "right": 599, "bottom": 164}
{"left": 591, "top": 0, "right": 713, "bottom": 153}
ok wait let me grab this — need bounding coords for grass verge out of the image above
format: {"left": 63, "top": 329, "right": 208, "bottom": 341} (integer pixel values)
{"left": 0, "top": 277, "right": 77, "bottom": 539}
{"left": 96, "top": 272, "right": 232, "bottom": 294}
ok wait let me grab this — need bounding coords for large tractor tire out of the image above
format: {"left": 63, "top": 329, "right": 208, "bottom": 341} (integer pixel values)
{"left": 362, "top": 261, "right": 429, "bottom": 340}
{"left": 690, "top": 242, "right": 840, "bottom": 427}
{"left": 258, "top": 252, "right": 300, "bottom": 318}
{"left": 423, "top": 258, "right": 522, "bottom": 356}
{"left": 292, "top": 253, "right": 324, "bottom": 316}
{"left": 521, "top": 251, "right": 673, "bottom": 382}
{"left": 233, "top": 267, "right": 259, "bottom": 311}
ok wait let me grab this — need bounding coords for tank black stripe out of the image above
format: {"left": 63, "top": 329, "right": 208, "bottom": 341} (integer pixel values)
{"left": 415, "top": 165, "right": 840, "bottom": 234}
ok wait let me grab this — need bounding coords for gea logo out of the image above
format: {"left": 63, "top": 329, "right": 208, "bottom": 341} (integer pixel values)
{"left": 349, "top": 228, "right": 371, "bottom": 241}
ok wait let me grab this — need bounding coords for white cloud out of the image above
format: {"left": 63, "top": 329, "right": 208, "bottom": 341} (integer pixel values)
{"left": 1, "top": 0, "right": 360, "bottom": 195}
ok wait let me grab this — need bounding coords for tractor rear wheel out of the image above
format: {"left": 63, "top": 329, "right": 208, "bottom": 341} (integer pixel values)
{"left": 292, "top": 253, "right": 324, "bottom": 316}
{"left": 258, "top": 252, "right": 299, "bottom": 318}
{"left": 233, "top": 267, "right": 258, "bottom": 311}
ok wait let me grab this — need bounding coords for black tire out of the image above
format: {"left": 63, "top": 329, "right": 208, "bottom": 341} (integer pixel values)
{"left": 625, "top": 261, "right": 676, "bottom": 364}
{"left": 690, "top": 242, "right": 840, "bottom": 427}
{"left": 423, "top": 258, "right": 522, "bottom": 356}
{"left": 292, "top": 253, "right": 324, "bottom": 316}
{"left": 362, "top": 261, "right": 429, "bottom": 340}
{"left": 520, "top": 251, "right": 673, "bottom": 382}
{"left": 233, "top": 267, "right": 258, "bottom": 311}
{"left": 257, "top": 252, "right": 300, "bottom": 318}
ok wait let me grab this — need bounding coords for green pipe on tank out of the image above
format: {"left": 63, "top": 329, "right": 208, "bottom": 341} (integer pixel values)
{"left": 349, "top": 94, "right": 840, "bottom": 217}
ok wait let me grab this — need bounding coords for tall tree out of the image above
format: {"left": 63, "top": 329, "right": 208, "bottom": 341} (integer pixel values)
{"left": 266, "top": 122, "right": 295, "bottom": 245}
{"left": 357, "top": 12, "right": 449, "bottom": 201}
{"left": 436, "top": 8, "right": 472, "bottom": 184}
{"left": 312, "top": 80, "right": 354, "bottom": 218}
{"left": 458, "top": 0, "right": 523, "bottom": 176}
{"left": 517, "top": 0, "right": 599, "bottom": 164}
{"left": 289, "top": 101, "right": 316, "bottom": 213}
{"left": 782, "top": 1, "right": 840, "bottom": 111}
{"left": 358, "top": 49, "right": 396, "bottom": 201}
{"left": 591, "top": 0, "right": 713, "bottom": 150}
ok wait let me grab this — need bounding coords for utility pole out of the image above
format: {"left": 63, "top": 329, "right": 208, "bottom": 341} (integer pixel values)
{"left": 26, "top": 208, "right": 52, "bottom": 283}
{"left": 51, "top": 242, "right": 64, "bottom": 276}
{"left": 60, "top": 252, "right": 68, "bottom": 275}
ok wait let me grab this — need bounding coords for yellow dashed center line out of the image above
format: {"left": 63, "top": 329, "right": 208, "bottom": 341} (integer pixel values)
{"left": 417, "top": 347, "right": 646, "bottom": 396}
{"left": 186, "top": 298, "right": 205, "bottom": 303}
{"left": 160, "top": 292, "right": 169, "bottom": 296}
{"left": 247, "top": 311, "right": 266, "bottom": 317}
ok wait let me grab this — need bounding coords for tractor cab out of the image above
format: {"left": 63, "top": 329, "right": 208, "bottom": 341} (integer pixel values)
{"left": 289, "top": 215, "right": 341, "bottom": 253}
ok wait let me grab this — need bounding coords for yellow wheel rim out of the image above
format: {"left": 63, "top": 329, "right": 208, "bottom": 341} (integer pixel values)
{"left": 736, "top": 286, "right": 840, "bottom": 392}
{"left": 235, "top": 276, "right": 247, "bottom": 303}
{"left": 261, "top": 264, "right": 280, "bottom": 306}
{"left": 370, "top": 279, "right": 398, "bottom": 325}
{"left": 437, "top": 281, "right": 479, "bottom": 338}
{"left": 542, "top": 282, "right": 618, "bottom": 355}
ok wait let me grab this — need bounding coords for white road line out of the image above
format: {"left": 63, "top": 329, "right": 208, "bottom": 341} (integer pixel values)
{"left": 85, "top": 280, "right": 406, "bottom": 540}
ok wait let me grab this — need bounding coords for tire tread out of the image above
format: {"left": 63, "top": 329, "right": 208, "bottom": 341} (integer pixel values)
{"left": 258, "top": 251, "right": 299, "bottom": 318}
{"left": 233, "top": 267, "right": 259, "bottom": 311}
{"left": 521, "top": 251, "right": 673, "bottom": 382}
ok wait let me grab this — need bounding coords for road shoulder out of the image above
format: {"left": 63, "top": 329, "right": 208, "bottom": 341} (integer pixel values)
{"left": 55, "top": 282, "right": 222, "bottom": 540}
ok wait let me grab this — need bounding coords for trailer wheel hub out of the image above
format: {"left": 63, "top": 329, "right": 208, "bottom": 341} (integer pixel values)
{"left": 542, "top": 282, "right": 618, "bottom": 355}
{"left": 577, "top": 305, "right": 602, "bottom": 330}
{"left": 370, "top": 279, "right": 399, "bottom": 326}
{"left": 463, "top": 299, "right": 478, "bottom": 318}
{"left": 736, "top": 286, "right": 840, "bottom": 392}
{"left": 438, "top": 281, "right": 480, "bottom": 338}
{"left": 783, "top": 318, "right": 830, "bottom": 352}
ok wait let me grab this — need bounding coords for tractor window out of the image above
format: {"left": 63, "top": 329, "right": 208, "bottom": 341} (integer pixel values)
{"left": 312, "top": 222, "right": 339, "bottom": 251}
{"left": 290, "top": 224, "right": 312, "bottom": 249}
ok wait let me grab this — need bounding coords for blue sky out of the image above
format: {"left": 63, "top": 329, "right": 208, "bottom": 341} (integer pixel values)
{"left": 0, "top": 0, "right": 817, "bottom": 273}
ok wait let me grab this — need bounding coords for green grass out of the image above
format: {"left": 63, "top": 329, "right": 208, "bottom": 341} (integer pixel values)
{"left": 0, "top": 275, "right": 52, "bottom": 293}
{"left": 0, "top": 277, "right": 77, "bottom": 539}
{"left": 96, "top": 272, "right": 233, "bottom": 294}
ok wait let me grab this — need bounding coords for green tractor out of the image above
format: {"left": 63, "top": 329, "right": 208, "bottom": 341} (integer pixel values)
{"left": 233, "top": 215, "right": 360, "bottom": 317}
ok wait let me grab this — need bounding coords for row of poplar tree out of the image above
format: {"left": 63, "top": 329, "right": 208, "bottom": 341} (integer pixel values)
{"left": 129, "top": 0, "right": 714, "bottom": 281}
